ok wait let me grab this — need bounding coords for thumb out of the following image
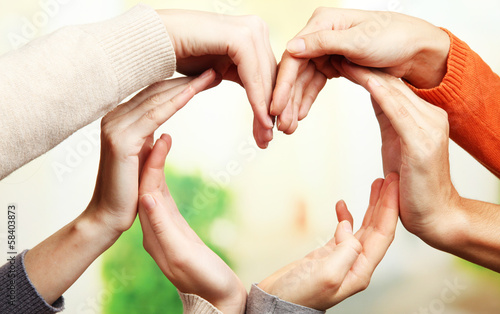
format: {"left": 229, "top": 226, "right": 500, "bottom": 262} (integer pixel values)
{"left": 286, "top": 30, "right": 352, "bottom": 58}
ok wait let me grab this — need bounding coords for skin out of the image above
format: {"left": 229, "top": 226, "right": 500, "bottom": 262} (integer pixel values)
{"left": 271, "top": 7, "right": 450, "bottom": 135}
{"left": 24, "top": 69, "right": 218, "bottom": 305}
{"left": 258, "top": 174, "right": 400, "bottom": 311}
{"left": 138, "top": 135, "right": 247, "bottom": 314}
{"left": 157, "top": 10, "right": 277, "bottom": 148}
{"left": 342, "top": 62, "right": 500, "bottom": 273}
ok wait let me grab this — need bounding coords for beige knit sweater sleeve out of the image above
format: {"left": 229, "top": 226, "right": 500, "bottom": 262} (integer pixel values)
{"left": 0, "top": 4, "right": 176, "bottom": 179}
{"left": 179, "top": 291, "right": 223, "bottom": 314}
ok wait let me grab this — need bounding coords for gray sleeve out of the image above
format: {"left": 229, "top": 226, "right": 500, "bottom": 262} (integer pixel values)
{"left": 246, "top": 284, "right": 325, "bottom": 314}
{"left": 0, "top": 250, "right": 64, "bottom": 314}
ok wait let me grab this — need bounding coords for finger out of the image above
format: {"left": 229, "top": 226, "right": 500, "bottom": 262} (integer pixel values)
{"left": 283, "top": 62, "right": 316, "bottom": 134}
{"left": 119, "top": 70, "right": 215, "bottom": 130}
{"left": 360, "top": 178, "right": 400, "bottom": 265}
{"left": 138, "top": 134, "right": 155, "bottom": 178}
{"left": 357, "top": 178, "right": 384, "bottom": 239}
{"left": 312, "top": 55, "right": 340, "bottom": 80}
{"left": 253, "top": 117, "right": 273, "bottom": 149}
{"left": 277, "top": 85, "right": 296, "bottom": 132}
{"left": 359, "top": 174, "right": 398, "bottom": 243}
{"left": 236, "top": 42, "right": 274, "bottom": 130}
{"left": 298, "top": 71, "right": 327, "bottom": 121}
{"left": 113, "top": 77, "right": 198, "bottom": 120}
{"left": 139, "top": 134, "right": 172, "bottom": 194}
{"left": 127, "top": 69, "right": 216, "bottom": 138}
{"left": 335, "top": 200, "right": 354, "bottom": 227}
{"left": 341, "top": 62, "right": 424, "bottom": 148}
{"left": 255, "top": 22, "right": 277, "bottom": 108}
{"left": 271, "top": 52, "right": 307, "bottom": 116}
{"left": 371, "top": 96, "right": 392, "bottom": 133}
{"left": 287, "top": 29, "right": 353, "bottom": 59}
{"left": 320, "top": 222, "right": 362, "bottom": 285}
{"left": 138, "top": 204, "right": 169, "bottom": 269}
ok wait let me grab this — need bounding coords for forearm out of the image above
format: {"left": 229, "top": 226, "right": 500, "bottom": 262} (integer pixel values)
{"left": 0, "top": 4, "right": 175, "bottom": 180}
{"left": 24, "top": 208, "right": 120, "bottom": 305}
{"left": 433, "top": 198, "right": 500, "bottom": 272}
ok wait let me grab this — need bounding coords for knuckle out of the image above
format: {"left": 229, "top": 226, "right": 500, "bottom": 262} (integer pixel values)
{"left": 147, "top": 93, "right": 163, "bottom": 106}
{"left": 144, "top": 107, "right": 160, "bottom": 125}
{"left": 357, "top": 277, "right": 371, "bottom": 292}
{"left": 245, "top": 14, "right": 265, "bottom": 28}
{"left": 388, "top": 86, "right": 404, "bottom": 98}
{"left": 321, "top": 274, "right": 343, "bottom": 292}
{"left": 314, "top": 6, "right": 328, "bottom": 16}
{"left": 100, "top": 129, "right": 123, "bottom": 155}
{"left": 314, "top": 32, "right": 329, "bottom": 50}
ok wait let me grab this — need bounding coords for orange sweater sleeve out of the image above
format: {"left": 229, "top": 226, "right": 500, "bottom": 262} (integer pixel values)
{"left": 406, "top": 29, "right": 500, "bottom": 178}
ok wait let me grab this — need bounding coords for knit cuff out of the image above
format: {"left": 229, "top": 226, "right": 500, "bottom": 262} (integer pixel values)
{"left": 178, "top": 291, "right": 223, "bottom": 314}
{"left": 405, "top": 28, "right": 469, "bottom": 105}
{"left": 0, "top": 250, "right": 64, "bottom": 313}
{"left": 79, "top": 4, "right": 176, "bottom": 102}
{"left": 246, "top": 284, "right": 325, "bottom": 314}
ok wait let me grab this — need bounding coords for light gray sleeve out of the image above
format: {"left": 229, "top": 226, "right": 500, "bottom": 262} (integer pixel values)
{"left": 246, "top": 284, "right": 326, "bottom": 314}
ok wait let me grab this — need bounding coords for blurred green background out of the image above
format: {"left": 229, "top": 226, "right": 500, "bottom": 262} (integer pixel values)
{"left": 101, "top": 167, "right": 233, "bottom": 313}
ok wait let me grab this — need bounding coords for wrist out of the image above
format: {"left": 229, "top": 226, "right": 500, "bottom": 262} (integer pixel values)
{"left": 212, "top": 283, "right": 247, "bottom": 314}
{"left": 156, "top": 10, "right": 182, "bottom": 57}
{"left": 419, "top": 195, "right": 468, "bottom": 253}
{"left": 80, "top": 203, "right": 122, "bottom": 245}
{"left": 404, "top": 27, "right": 450, "bottom": 89}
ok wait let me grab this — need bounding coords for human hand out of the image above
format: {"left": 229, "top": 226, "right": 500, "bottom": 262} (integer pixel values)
{"left": 157, "top": 10, "right": 277, "bottom": 148}
{"left": 258, "top": 174, "right": 399, "bottom": 311}
{"left": 138, "top": 135, "right": 246, "bottom": 314}
{"left": 84, "top": 69, "right": 218, "bottom": 239}
{"left": 271, "top": 7, "right": 450, "bottom": 134}
{"left": 341, "top": 61, "right": 462, "bottom": 250}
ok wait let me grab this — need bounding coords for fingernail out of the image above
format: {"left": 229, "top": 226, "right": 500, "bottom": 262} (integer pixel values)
{"left": 277, "top": 120, "right": 281, "bottom": 130}
{"left": 287, "top": 39, "right": 306, "bottom": 54}
{"left": 141, "top": 194, "right": 156, "bottom": 211}
{"left": 266, "top": 115, "right": 274, "bottom": 129}
{"left": 199, "top": 68, "right": 213, "bottom": 79}
{"left": 343, "top": 221, "right": 353, "bottom": 234}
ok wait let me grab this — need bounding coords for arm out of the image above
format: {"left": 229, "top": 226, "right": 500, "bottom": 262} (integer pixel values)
{"left": 275, "top": 8, "right": 500, "bottom": 177}
{"left": 406, "top": 29, "right": 500, "bottom": 178}
{"left": 251, "top": 174, "right": 400, "bottom": 312}
{"left": 137, "top": 134, "right": 246, "bottom": 314}
{"left": 342, "top": 62, "right": 500, "bottom": 272}
{"left": 271, "top": 8, "right": 450, "bottom": 135}
{"left": 0, "top": 71, "right": 217, "bottom": 312}
{"left": 1, "top": 7, "right": 277, "bottom": 180}
{"left": 0, "top": 4, "right": 175, "bottom": 180}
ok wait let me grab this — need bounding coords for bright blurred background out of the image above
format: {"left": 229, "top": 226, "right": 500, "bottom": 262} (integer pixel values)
{"left": 1, "top": 0, "right": 500, "bottom": 313}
